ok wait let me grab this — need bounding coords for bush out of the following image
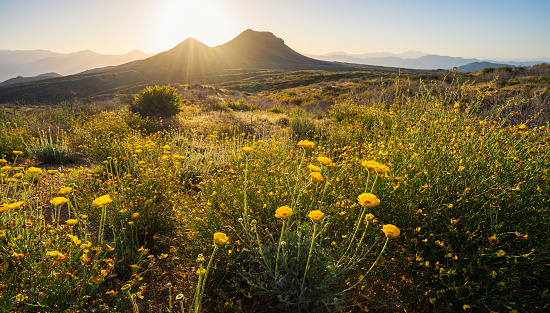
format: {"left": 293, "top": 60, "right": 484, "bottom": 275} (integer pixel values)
{"left": 131, "top": 85, "right": 183, "bottom": 118}
{"left": 27, "top": 128, "right": 70, "bottom": 164}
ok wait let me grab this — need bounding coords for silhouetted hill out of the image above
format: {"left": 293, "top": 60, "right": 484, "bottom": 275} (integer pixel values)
{"left": 0, "top": 72, "right": 62, "bottom": 86}
{"left": 0, "top": 30, "right": 421, "bottom": 104}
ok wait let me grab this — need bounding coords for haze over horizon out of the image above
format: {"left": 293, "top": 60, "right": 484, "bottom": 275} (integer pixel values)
{"left": 1, "top": 0, "right": 549, "bottom": 61}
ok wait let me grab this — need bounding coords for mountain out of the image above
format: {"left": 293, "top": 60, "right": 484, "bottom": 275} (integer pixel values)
{"left": 0, "top": 49, "right": 155, "bottom": 83}
{"left": 0, "top": 29, "right": 417, "bottom": 104}
{"left": 456, "top": 61, "right": 511, "bottom": 73}
{"left": 0, "top": 72, "right": 62, "bottom": 86}
{"left": 308, "top": 52, "right": 547, "bottom": 70}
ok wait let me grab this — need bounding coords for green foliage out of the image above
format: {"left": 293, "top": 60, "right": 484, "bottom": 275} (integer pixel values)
{"left": 289, "top": 110, "right": 318, "bottom": 141}
{"left": 27, "top": 128, "right": 70, "bottom": 164}
{"left": 131, "top": 85, "right": 183, "bottom": 118}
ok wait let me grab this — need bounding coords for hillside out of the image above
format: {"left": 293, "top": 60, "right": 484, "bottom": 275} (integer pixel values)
{"left": 0, "top": 30, "right": 423, "bottom": 104}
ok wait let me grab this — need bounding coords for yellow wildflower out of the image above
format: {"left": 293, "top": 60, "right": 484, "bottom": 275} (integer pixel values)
{"left": 132, "top": 213, "right": 140, "bottom": 218}
{"left": 196, "top": 268, "right": 206, "bottom": 276}
{"left": 12, "top": 151, "right": 24, "bottom": 155}
{"left": 365, "top": 213, "right": 375, "bottom": 221}
{"left": 65, "top": 219, "right": 78, "bottom": 226}
{"left": 317, "top": 156, "right": 332, "bottom": 166}
{"left": 382, "top": 224, "right": 401, "bottom": 238}
{"left": 308, "top": 210, "right": 324, "bottom": 223}
{"left": 275, "top": 206, "right": 293, "bottom": 220}
{"left": 307, "top": 164, "right": 321, "bottom": 172}
{"left": 297, "top": 140, "right": 315, "bottom": 149}
{"left": 47, "top": 170, "right": 58, "bottom": 175}
{"left": 26, "top": 167, "right": 42, "bottom": 174}
{"left": 357, "top": 193, "right": 380, "bottom": 208}
{"left": 242, "top": 147, "right": 253, "bottom": 155}
{"left": 311, "top": 172, "right": 323, "bottom": 182}
{"left": 361, "top": 160, "right": 379, "bottom": 170}
{"left": 58, "top": 187, "right": 73, "bottom": 195}
{"left": 50, "top": 197, "right": 69, "bottom": 207}
{"left": 214, "top": 232, "right": 229, "bottom": 246}
{"left": 92, "top": 194, "right": 113, "bottom": 207}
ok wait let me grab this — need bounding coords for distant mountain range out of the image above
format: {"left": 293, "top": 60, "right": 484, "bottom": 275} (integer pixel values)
{"left": 0, "top": 29, "right": 421, "bottom": 103}
{"left": 0, "top": 72, "right": 62, "bottom": 86}
{"left": 307, "top": 52, "right": 549, "bottom": 71}
{"left": 0, "top": 49, "right": 155, "bottom": 84}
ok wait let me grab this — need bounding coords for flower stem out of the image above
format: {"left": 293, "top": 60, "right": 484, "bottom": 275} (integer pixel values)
{"left": 274, "top": 220, "right": 286, "bottom": 282}
{"left": 300, "top": 223, "right": 317, "bottom": 301}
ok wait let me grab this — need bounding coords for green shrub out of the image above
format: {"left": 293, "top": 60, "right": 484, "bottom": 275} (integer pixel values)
{"left": 131, "top": 85, "right": 183, "bottom": 118}
{"left": 27, "top": 128, "right": 70, "bottom": 164}
{"left": 289, "top": 110, "right": 318, "bottom": 141}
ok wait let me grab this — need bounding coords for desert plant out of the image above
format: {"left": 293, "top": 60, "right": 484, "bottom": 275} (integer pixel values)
{"left": 27, "top": 128, "right": 70, "bottom": 164}
{"left": 131, "top": 85, "right": 183, "bottom": 118}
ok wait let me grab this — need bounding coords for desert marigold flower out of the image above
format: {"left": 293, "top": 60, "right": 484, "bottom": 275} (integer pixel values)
{"left": 311, "top": 172, "right": 324, "bottom": 182}
{"left": 128, "top": 221, "right": 134, "bottom": 226}
{"left": 12, "top": 173, "right": 23, "bottom": 179}
{"left": 132, "top": 212, "right": 139, "bottom": 218}
{"left": 317, "top": 156, "right": 332, "bottom": 166}
{"left": 361, "top": 160, "right": 379, "bottom": 170}
{"left": 50, "top": 197, "right": 69, "bottom": 207}
{"left": 47, "top": 169, "right": 58, "bottom": 175}
{"left": 4, "top": 201, "right": 24, "bottom": 211}
{"left": 213, "top": 232, "right": 229, "bottom": 246}
{"left": 365, "top": 213, "right": 375, "bottom": 221}
{"left": 297, "top": 140, "right": 315, "bottom": 149}
{"left": 65, "top": 219, "right": 78, "bottom": 226}
{"left": 92, "top": 194, "right": 113, "bottom": 207}
{"left": 58, "top": 187, "right": 73, "bottom": 195}
{"left": 308, "top": 210, "right": 325, "bottom": 223}
{"left": 374, "top": 164, "right": 390, "bottom": 173}
{"left": 0, "top": 159, "right": 7, "bottom": 164}
{"left": 196, "top": 268, "right": 207, "bottom": 276}
{"left": 13, "top": 166, "right": 23, "bottom": 171}
{"left": 275, "top": 206, "right": 293, "bottom": 220}
{"left": 357, "top": 193, "right": 380, "bottom": 208}
{"left": 135, "top": 149, "right": 143, "bottom": 153}
{"left": 307, "top": 164, "right": 320, "bottom": 172}
{"left": 12, "top": 150, "right": 24, "bottom": 155}
{"left": 382, "top": 224, "right": 400, "bottom": 238}
{"left": 518, "top": 124, "right": 527, "bottom": 130}
{"left": 27, "top": 167, "right": 42, "bottom": 174}
{"left": 242, "top": 146, "right": 253, "bottom": 155}
{"left": 1, "top": 165, "right": 12, "bottom": 172}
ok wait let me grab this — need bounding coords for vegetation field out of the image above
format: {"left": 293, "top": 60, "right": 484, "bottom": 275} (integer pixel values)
{"left": 1, "top": 65, "right": 549, "bottom": 312}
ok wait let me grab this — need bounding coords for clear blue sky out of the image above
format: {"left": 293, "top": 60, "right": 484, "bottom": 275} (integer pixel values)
{"left": 1, "top": 0, "right": 549, "bottom": 59}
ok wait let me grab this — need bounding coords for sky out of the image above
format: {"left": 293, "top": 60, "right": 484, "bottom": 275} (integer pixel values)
{"left": 1, "top": 0, "right": 549, "bottom": 60}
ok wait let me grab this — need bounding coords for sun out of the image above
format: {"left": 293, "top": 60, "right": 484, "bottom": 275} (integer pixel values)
{"left": 148, "top": 0, "right": 237, "bottom": 52}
